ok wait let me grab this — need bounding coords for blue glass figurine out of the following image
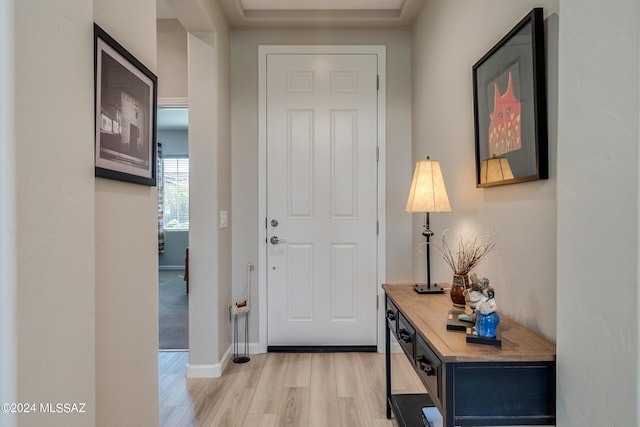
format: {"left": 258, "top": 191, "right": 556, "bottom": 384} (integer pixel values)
{"left": 475, "top": 288, "right": 499, "bottom": 338}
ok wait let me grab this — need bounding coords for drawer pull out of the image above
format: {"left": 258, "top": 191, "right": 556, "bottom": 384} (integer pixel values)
{"left": 386, "top": 309, "right": 396, "bottom": 321}
{"left": 417, "top": 355, "right": 436, "bottom": 376}
{"left": 398, "top": 329, "right": 412, "bottom": 343}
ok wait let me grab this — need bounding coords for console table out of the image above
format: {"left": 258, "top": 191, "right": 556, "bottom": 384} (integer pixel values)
{"left": 383, "top": 283, "right": 556, "bottom": 427}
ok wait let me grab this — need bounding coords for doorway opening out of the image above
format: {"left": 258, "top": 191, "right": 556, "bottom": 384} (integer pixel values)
{"left": 157, "top": 106, "right": 189, "bottom": 350}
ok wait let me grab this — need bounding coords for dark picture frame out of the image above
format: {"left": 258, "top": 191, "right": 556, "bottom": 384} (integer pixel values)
{"left": 472, "top": 8, "right": 548, "bottom": 188}
{"left": 94, "top": 24, "right": 157, "bottom": 186}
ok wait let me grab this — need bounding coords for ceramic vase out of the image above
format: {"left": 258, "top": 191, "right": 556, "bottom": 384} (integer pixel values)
{"left": 450, "top": 274, "right": 470, "bottom": 307}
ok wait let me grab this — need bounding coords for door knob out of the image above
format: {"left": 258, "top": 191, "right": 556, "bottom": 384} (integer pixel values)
{"left": 270, "top": 235, "right": 287, "bottom": 245}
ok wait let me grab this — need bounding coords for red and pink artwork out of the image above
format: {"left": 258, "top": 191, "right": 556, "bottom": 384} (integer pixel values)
{"left": 488, "top": 71, "right": 521, "bottom": 156}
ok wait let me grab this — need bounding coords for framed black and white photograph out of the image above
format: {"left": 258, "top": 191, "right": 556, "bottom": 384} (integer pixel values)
{"left": 94, "top": 24, "right": 157, "bottom": 186}
{"left": 472, "top": 8, "right": 548, "bottom": 188}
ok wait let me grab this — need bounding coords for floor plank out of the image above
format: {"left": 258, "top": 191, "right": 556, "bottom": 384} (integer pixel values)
{"left": 338, "top": 396, "right": 374, "bottom": 427}
{"left": 356, "top": 352, "right": 389, "bottom": 420}
{"left": 308, "top": 354, "right": 340, "bottom": 427}
{"left": 391, "top": 353, "right": 427, "bottom": 394}
{"left": 241, "top": 413, "right": 277, "bottom": 427}
{"left": 247, "top": 353, "right": 289, "bottom": 415}
{"left": 275, "top": 387, "right": 310, "bottom": 426}
{"left": 159, "top": 351, "right": 401, "bottom": 427}
{"left": 283, "top": 353, "right": 312, "bottom": 388}
{"left": 208, "top": 387, "right": 255, "bottom": 427}
{"left": 334, "top": 352, "right": 366, "bottom": 397}
{"left": 228, "top": 353, "right": 267, "bottom": 390}
{"left": 159, "top": 405, "right": 197, "bottom": 427}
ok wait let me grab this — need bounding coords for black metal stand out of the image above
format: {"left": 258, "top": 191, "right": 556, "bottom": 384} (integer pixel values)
{"left": 413, "top": 212, "right": 444, "bottom": 294}
{"left": 232, "top": 311, "right": 250, "bottom": 364}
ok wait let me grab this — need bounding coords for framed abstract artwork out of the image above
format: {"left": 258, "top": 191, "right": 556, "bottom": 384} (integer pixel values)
{"left": 94, "top": 24, "right": 158, "bottom": 186}
{"left": 472, "top": 8, "right": 548, "bottom": 188}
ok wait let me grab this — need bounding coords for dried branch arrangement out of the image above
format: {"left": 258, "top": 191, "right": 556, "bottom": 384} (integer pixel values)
{"left": 437, "top": 233, "right": 498, "bottom": 275}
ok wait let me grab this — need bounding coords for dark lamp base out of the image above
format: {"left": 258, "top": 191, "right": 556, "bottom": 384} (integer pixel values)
{"left": 413, "top": 283, "right": 445, "bottom": 294}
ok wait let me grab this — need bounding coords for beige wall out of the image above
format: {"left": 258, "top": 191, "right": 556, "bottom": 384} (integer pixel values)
{"left": 161, "top": 0, "right": 233, "bottom": 375}
{"left": 412, "top": 1, "right": 559, "bottom": 340}
{"left": 157, "top": 19, "right": 188, "bottom": 99}
{"left": 93, "top": 0, "right": 159, "bottom": 425}
{"left": 414, "top": 0, "right": 640, "bottom": 425}
{"left": 230, "top": 28, "right": 414, "bottom": 346}
{"left": 10, "top": 0, "right": 161, "bottom": 424}
{"left": 187, "top": 32, "right": 221, "bottom": 369}
{"left": 14, "top": 1, "right": 96, "bottom": 426}
{"left": 214, "top": 20, "right": 233, "bottom": 367}
{"left": 557, "top": 0, "right": 639, "bottom": 425}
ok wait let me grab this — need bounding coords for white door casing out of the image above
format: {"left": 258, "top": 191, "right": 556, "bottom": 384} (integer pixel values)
{"left": 258, "top": 45, "right": 387, "bottom": 351}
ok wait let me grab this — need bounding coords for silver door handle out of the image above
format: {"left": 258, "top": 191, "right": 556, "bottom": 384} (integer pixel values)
{"left": 270, "top": 235, "right": 287, "bottom": 245}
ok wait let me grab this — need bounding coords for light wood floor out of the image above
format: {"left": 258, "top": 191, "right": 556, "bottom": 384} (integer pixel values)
{"left": 159, "top": 351, "right": 426, "bottom": 427}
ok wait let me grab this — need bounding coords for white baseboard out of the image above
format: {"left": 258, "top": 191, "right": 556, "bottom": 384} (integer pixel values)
{"left": 248, "top": 343, "right": 263, "bottom": 354}
{"left": 186, "top": 363, "right": 220, "bottom": 378}
{"left": 228, "top": 342, "right": 264, "bottom": 354}
{"left": 186, "top": 346, "right": 232, "bottom": 378}
{"left": 159, "top": 265, "right": 184, "bottom": 271}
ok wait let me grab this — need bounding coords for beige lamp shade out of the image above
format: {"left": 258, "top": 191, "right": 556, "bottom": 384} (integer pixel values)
{"left": 405, "top": 159, "right": 451, "bottom": 213}
{"left": 480, "top": 156, "right": 514, "bottom": 184}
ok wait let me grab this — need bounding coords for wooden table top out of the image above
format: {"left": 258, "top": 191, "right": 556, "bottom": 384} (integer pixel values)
{"left": 383, "top": 283, "right": 556, "bottom": 363}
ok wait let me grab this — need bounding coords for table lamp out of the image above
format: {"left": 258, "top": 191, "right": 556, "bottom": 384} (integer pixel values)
{"left": 405, "top": 157, "right": 451, "bottom": 294}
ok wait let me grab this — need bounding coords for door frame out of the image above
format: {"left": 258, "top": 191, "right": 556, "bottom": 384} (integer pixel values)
{"left": 257, "top": 45, "right": 387, "bottom": 353}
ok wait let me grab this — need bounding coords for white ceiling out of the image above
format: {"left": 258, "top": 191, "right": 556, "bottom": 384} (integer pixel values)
{"left": 158, "top": 0, "right": 425, "bottom": 27}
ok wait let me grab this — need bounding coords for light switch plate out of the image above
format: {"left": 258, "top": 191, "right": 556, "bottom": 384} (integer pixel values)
{"left": 220, "top": 210, "right": 228, "bottom": 229}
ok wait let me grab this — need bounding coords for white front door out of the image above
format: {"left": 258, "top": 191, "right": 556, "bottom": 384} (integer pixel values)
{"left": 265, "top": 53, "right": 379, "bottom": 347}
